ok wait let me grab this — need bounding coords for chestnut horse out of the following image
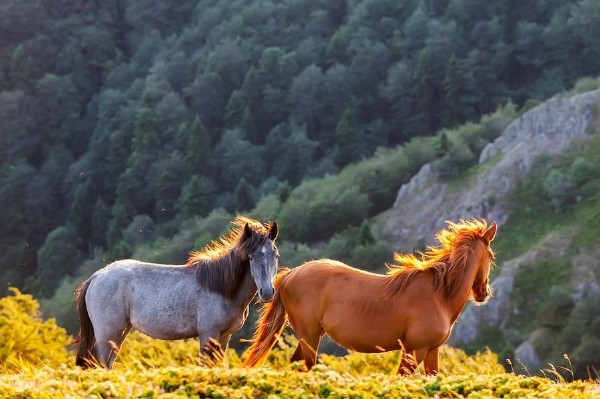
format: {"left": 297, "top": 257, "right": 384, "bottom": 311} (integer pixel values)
{"left": 243, "top": 219, "right": 496, "bottom": 375}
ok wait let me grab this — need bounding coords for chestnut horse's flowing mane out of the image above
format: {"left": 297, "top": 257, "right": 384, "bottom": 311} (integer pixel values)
{"left": 384, "top": 219, "right": 494, "bottom": 298}
{"left": 186, "top": 216, "right": 274, "bottom": 298}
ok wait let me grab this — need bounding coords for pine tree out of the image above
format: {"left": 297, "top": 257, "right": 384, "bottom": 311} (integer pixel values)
{"left": 114, "top": 107, "right": 160, "bottom": 216}
{"left": 224, "top": 90, "right": 246, "bottom": 129}
{"left": 442, "top": 55, "right": 464, "bottom": 127}
{"left": 179, "top": 175, "right": 216, "bottom": 219}
{"left": 184, "top": 116, "right": 214, "bottom": 177}
{"left": 235, "top": 178, "right": 255, "bottom": 212}
{"left": 335, "top": 108, "right": 360, "bottom": 166}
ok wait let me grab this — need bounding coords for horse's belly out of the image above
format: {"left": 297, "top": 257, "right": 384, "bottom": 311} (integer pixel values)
{"left": 132, "top": 318, "right": 198, "bottom": 340}
{"left": 326, "top": 327, "right": 402, "bottom": 353}
{"left": 323, "top": 314, "right": 405, "bottom": 353}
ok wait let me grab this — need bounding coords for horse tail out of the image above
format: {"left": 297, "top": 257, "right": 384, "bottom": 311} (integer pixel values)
{"left": 75, "top": 277, "right": 96, "bottom": 369}
{"left": 243, "top": 268, "right": 293, "bottom": 367}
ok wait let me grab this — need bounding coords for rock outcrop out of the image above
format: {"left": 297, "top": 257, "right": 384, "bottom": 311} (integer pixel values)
{"left": 377, "top": 91, "right": 599, "bottom": 252}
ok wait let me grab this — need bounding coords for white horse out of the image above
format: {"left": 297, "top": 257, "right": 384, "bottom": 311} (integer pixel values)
{"left": 75, "top": 216, "right": 279, "bottom": 369}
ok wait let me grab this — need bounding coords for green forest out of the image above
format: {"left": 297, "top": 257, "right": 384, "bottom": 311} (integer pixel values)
{"left": 2, "top": 0, "right": 600, "bottom": 348}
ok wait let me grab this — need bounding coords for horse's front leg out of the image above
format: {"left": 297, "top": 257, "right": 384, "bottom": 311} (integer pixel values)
{"left": 423, "top": 347, "right": 439, "bottom": 376}
{"left": 198, "top": 332, "right": 229, "bottom": 365}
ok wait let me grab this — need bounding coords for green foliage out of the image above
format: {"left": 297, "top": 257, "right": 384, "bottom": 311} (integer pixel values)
{"left": 543, "top": 169, "right": 577, "bottom": 212}
{"left": 511, "top": 260, "right": 572, "bottom": 332}
{"left": 323, "top": 223, "right": 393, "bottom": 271}
{"left": 555, "top": 292, "right": 600, "bottom": 379}
{"left": 35, "top": 226, "right": 80, "bottom": 298}
{"left": 179, "top": 175, "right": 216, "bottom": 220}
{"left": 234, "top": 178, "right": 255, "bottom": 212}
{"left": 278, "top": 177, "right": 372, "bottom": 243}
{"left": 4, "top": 1, "right": 600, "bottom": 372}
{"left": 0, "top": 288, "right": 70, "bottom": 370}
{"left": 40, "top": 276, "right": 79, "bottom": 334}
{"left": 569, "top": 77, "right": 600, "bottom": 95}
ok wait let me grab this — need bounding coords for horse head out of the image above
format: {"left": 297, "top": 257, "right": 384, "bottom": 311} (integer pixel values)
{"left": 471, "top": 221, "right": 497, "bottom": 304}
{"left": 242, "top": 222, "right": 279, "bottom": 302}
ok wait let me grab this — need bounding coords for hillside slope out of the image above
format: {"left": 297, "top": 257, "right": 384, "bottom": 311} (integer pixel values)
{"left": 374, "top": 90, "right": 600, "bottom": 377}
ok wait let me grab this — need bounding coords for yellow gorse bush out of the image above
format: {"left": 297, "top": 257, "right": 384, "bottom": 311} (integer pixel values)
{"left": 0, "top": 288, "right": 71, "bottom": 370}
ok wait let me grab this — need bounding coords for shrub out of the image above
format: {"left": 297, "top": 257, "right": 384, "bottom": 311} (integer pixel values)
{"left": 542, "top": 169, "right": 576, "bottom": 212}
{"left": 0, "top": 288, "right": 71, "bottom": 370}
{"left": 431, "top": 138, "right": 476, "bottom": 179}
{"left": 556, "top": 292, "right": 600, "bottom": 379}
{"left": 570, "top": 76, "right": 600, "bottom": 95}
{"left": 278, "top": 177, "right": 371, "bottom": 243}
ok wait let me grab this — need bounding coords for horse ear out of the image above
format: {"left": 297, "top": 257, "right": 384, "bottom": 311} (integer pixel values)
{"left": 242, "top": 223, "right": 252, "bottom": 241}
{"left": 269, "top": 222, "right": 279, "bottom": 241}
{"left": 483, "top": 221, "right": 497, "bottom": 242}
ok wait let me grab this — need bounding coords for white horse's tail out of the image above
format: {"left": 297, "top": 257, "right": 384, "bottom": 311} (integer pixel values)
{"left": 75, "top": 277, "right": 96, "bottom": 368}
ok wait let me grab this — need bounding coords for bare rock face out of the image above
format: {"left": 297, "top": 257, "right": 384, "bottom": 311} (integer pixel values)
{"left": 377, "top": 91, "right": 599, "bottom": 252}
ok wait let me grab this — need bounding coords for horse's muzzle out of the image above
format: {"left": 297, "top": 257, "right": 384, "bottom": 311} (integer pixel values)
{"left": 258, "top": 287, "right": 275, "bottom": 302}
{"left": 474, "top": 285, "right": 491, "bottom": 303}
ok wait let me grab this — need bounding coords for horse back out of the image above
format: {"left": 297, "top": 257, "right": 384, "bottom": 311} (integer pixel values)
{"left": 281, "top": 259, "right": 386, "bottom": 315}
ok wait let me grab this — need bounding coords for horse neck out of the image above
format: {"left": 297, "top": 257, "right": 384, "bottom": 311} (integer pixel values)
{"left": 232, "top": 258, "right": 258, "bottom": 309}
{"left": 445, "top": 240, "right": 484, "bottom": 322}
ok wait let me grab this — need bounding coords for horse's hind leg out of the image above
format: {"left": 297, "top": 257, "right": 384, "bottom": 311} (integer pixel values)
{"left": 288, "top": 314, "right": 323, "bottom": 370}
{"left": 94, "top": 322, "right": 132, "bottom": 369}
{"left": 397, "top": 347, "right": 428, "bottom": 375}
{"left": 423, "top": 347, "right": 439, "bottom": 375}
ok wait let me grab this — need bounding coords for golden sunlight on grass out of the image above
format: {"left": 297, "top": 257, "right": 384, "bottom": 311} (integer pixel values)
{"left": 1, "top": 332, "right": 598, "bottom": 398}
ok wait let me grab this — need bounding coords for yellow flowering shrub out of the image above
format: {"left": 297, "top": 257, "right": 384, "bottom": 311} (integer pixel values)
{"left": 0, "top": 288, "right": 71, "bottom": 370}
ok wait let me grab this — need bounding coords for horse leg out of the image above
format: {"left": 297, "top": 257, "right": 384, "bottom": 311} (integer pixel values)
{"left": 94, "top": 322, "right": 132, "bottom": 369}
{"left": 423, "top": 347, "right": 439, "bottom": 376}
{"left": 198, "top": 331, "right": 226, "bottom": 365}
{"left": 218, "top": 335, "right": 231, "bottom": 351}
{"left": 288, "top": 317, "right": 323, "bottom": 370}
{"left": 290, "top": 344, "right": 303, "bottom": 363}
{"left": 397, "top": 347, "right": 427, "bottom": 376}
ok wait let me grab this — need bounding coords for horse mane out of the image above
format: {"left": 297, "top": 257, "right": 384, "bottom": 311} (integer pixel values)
{"left": 384, "top": 219, "right": 494, "bottom": 299}
{"left": 186, "top": 216, "right": 274, "bottom": 298}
